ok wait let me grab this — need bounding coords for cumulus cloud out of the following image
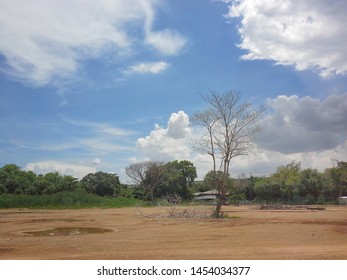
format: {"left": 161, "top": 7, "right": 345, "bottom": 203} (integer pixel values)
{"left": 256, "top": 93, "right": 347, "bottom": 154}
{"left": 124, "top": 61, "right": 170, "bottom": 74}
{"left": 226, "top": 0, "right": 347, "bottom": 77}
{"left": 136, "top": 111, "right": 192, "bottom": 162}
{"left": 0, "top": 0, "right": 187, "bottom": 85}
{"left": 166, "top": 111, "right": 190, "bottom": 139}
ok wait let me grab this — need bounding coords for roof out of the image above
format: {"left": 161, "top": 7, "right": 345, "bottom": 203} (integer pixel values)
{"left": 193, "top": 190, "right": 219, "bottom": 196}
{"left": 194, "top": 195, "right": 217, "bottom": 200}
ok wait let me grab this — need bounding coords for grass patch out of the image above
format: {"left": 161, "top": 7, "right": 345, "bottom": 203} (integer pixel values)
{"left": 222, "top": 214, "right": 241, "bottom": 219}
{"left": 0, "top": 190, "right": 142, "bottom": 209}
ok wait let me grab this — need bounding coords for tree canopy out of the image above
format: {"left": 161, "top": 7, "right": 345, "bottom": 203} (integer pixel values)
{"left": 0, "top": 164, "right": 79, "bottom": 195}
{"left": 81, "top": 171, "right": 121, "bottom": 197}
{"left": 126, "top": 160, "right": 197, "bottom": 203}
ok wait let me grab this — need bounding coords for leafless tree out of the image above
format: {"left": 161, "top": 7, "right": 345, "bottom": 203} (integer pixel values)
{"left": 126, "top": 162, "right": 149, "bottom": 185}
{"left": 191, "top": 90, "right": 266, "bottom": 217}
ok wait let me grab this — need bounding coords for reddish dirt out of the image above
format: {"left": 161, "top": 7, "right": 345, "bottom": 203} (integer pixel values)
{"left": 0, "top": 205, "right": 346, "bottom": 259}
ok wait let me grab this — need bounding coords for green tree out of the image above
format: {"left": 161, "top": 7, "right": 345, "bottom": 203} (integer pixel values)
{"left": 81, "top": 171, "right": 121, "bottom": 196}
{"left": 189, "top": 181, "right": 209, "bottom": 193}
{"left": 30, "top": 175, "right": 45, "bottom": 194}
{"left": 141, "top": 162, "right": 166, "bottom": 202}
{"left": 254, "top": 183, "right": 282, "bottom": 203}
{"left": 203, "top": 170, "right": 234, "bottom": 195}
{"left": 21, "top": 171, "right": 37, "bottom": 195}
{"left": 41, "top": 172, "right": 61, "bottom": 194}
{"left": 243, "top": 175, "right": 259, "bottom": 201}
{"left": 326, "top": 161, "right": 347, "bottom": 199}
{"left": 58, "top": 175, "right": 79, "bottom": 192}
{"left": 162, "top": 160, "right": 197, "bottom": 201}
{"left": 298, "top": 169, "right": 323, "bottom": 203}
{"left": 0, "top": 164, "right": 30, "bottom": 194}
{"left": 270, "top": 161, "right": 301, "bottom": 202}
{"left": 203, "top": 170, "right": 225, "bottom": 190}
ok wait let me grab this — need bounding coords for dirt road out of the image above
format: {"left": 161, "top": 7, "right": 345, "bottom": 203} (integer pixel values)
{"left": 0, "top": 205, "right": 346, "bottom": 259}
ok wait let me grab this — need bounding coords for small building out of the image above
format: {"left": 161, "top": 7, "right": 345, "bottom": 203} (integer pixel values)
{"left": 193, "top": 189, "right": 229, "bottom": 202}
{"left": 193, "top": 190, "right": 218, "bottom": 201}
{"left": 339, "top": 196, "right": 347, "bottom": 205}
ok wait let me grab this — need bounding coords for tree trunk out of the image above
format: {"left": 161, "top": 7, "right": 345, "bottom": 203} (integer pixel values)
{"left": 213, "top": 199, "right": 223, "bottom": 218}
{"left": 213, "top": 168, "right": 229, "bottom": 218}
{"left": 213, "top": 181, "right": 227, "bottom": 218}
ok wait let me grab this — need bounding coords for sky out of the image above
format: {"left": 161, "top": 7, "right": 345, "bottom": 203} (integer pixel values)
{"left": 1, "top": 0, "right": 347, "bottom": 182}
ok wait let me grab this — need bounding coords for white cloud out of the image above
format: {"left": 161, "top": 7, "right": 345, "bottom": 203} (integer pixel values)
{"left": 25, "top": 161, "right": 97, "bottom": 179}
{"left": 0, "top": 0, "right": 187, "bottom": 86}
{"left": 166, "top": 111, "right": 190, "bottom": 139}
{"left": 124, "top": 61, "right": 170, "bottom": 74}
{"left": 145, "top": 29, "right": 188, "bottom": 56}
{"left": 257, "top": 93, "right": 347, "bottom": 154}
{"left": 136, "top": 111, "right": 192, "bottom": 162}
{"left": 226, "top": 0, "right": 347, "bottom": 77}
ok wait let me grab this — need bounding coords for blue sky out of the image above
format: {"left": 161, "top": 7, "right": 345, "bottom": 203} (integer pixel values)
{"left": 1, "top": 0, "right": 347, "bottom": 181}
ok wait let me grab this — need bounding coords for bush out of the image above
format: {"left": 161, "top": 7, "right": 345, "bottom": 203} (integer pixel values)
{"left": 0, "top": 190, "right": 142, "bottom": 209}
{"left": 229, "top": 193, "right": 245, "bottom": 205}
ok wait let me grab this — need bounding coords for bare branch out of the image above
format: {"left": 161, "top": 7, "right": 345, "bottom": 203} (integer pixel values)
{"left": 191, "top": 90, "right": 265, "bottom": 218}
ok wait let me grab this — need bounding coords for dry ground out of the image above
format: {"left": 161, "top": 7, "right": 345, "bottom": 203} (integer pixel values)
{"left": 0, "top": 205, "right": 346, "bottom": 259}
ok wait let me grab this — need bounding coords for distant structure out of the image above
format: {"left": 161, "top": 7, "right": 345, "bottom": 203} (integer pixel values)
{"left": 193, "top": 190, "right": 229, "bottom": 202}
{"left": 339, "top": 196, "right": 347, "bottom": 205}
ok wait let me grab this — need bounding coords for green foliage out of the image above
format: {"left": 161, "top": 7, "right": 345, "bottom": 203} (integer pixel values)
{"left": 228, "top": 193, "right": 246, "bottom": 205}
{"left": 0, "top": 164, "right": 79, "bottom": 195}
{"left": 2, "top": 161, "right": 346, "bottom": 207}
{"left": 140, "top": 162, "right": 166, "bottom": 202}
{"left": 326, "top": 161, "right": 347, "bottom": 197}
{"left": 0, "top": 190, "right": 141, "bottom": 209}
{"left": 189, "top": 181, "right": 209, "bottom": 193}
{"left": 161, "top": 160, "right": 197, "bottom": 201}
{"left": 126, "top": 160, "right": 197, "bottom": 202}
{"left": 254, "top": 183, "right": 283, "bottom": 203}
{"left": 81, "top": 171, "right": 121, "bottom": 197}
{"left": 270, "top": 161, "right": 301, "bottom": 186}
{"left": 203, "top": 170, "right": 232, "bottom": 191}
{"left": 298, "top": 169, "right": 323, "bottom": 200}
{"left": 250, "top": 161, "right": 347, "bottom": 204}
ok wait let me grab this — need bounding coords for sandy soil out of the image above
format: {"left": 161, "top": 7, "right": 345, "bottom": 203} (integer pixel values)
{"left": 0, "top": 205, "right": 346, "bottom": 260}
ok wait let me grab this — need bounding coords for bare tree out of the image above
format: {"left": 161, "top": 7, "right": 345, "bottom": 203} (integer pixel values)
{"left": 126, "top": 161, "right": 165, "bottom": 203}
{"left": 191, "top": 90, "right": 266, "bottom": 217}
{"left": 190, "top": 109, "right": 217, "bottom": 173}
{"left": 126, "top": 162, "right": 149, "bottom": 185}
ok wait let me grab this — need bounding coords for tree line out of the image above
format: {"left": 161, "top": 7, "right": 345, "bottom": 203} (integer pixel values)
{"left": 0, "top": 164, "right": 121, "bottom": 197}
{"left": 244, "top": 161, "right": 347, "bottom": 204}
{"left": 0, "top": 160, "right": 197, "bottom": 202}
{"left": 1, "top": 160, "right": 346, "bottom": 205}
